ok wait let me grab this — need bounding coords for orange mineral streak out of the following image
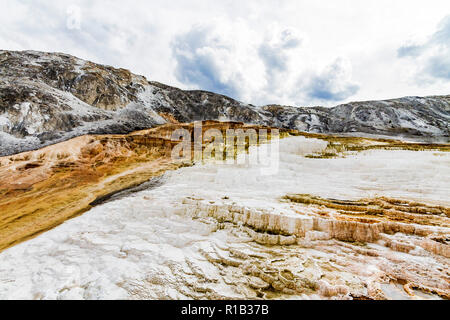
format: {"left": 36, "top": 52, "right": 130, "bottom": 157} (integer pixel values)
{"left": 0, "top": 121, "right": 273, "bottom": 252}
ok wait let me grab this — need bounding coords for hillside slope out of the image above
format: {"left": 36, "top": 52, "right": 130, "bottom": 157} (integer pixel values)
{"left": 1, "top": 50, "right": 449, "bottom": 156}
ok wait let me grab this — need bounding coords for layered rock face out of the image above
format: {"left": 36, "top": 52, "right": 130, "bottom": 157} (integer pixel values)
{"left": 182, "top": 196, "right": 449, "bottom": 258}
{"left": 179, "top": 198, "right": 449, "bottom": 299}
{"left": 1, "top": 50, "right": 449, "bottom": 156}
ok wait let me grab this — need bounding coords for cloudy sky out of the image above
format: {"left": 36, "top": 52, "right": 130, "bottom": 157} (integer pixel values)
{"left": 1, "top": 0, "right": 449, "bottom": 107}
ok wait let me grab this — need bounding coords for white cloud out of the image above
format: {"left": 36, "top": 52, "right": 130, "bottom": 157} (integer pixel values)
{"left": 171, "top": 19, "right": 266, "bottom": 101}
{"left": 302, "top": 58, "right": 359, "bottom": 102}
{"left": 1, "top": 0, "right": 449, "bottom": 106}
{"left": 171, "top": 20, "right": 359, "bottom": 106}
{"left": 398, "top": 15, "right": 450, "bottom": 82}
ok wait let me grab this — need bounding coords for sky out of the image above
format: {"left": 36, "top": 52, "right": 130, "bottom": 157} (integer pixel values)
{"left": 1, "top": 0, "right": 449, "bottom": 107}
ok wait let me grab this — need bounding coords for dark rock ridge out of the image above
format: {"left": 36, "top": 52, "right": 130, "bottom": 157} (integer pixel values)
{"left": 0, "top": 50, "right": 449, "bottom": 156}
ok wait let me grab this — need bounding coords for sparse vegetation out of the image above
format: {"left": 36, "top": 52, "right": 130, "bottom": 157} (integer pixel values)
{"left": 287, "top": 130, "right": 450, "bottom": 158}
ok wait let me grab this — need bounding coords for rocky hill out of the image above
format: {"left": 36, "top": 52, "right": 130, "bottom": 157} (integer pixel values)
{"left": 1, "top": 50, "right": 449, "bottom": 156}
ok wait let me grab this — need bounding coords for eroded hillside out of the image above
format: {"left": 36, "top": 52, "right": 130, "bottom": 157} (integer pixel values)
{"left": 1, "top": 50, "right": 448, "bottom": 156}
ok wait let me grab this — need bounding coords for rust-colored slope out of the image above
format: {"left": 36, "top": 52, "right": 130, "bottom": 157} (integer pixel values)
{"left": 0, "top": 135, "right": 173, "bottom": 251}
{"left": 0, "top": 121, "right": 273, "bottom": 251}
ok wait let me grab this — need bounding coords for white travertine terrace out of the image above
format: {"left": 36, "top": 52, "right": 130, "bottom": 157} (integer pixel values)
{"left": 0, "top": 136, "right": 448, "bottom": 300}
